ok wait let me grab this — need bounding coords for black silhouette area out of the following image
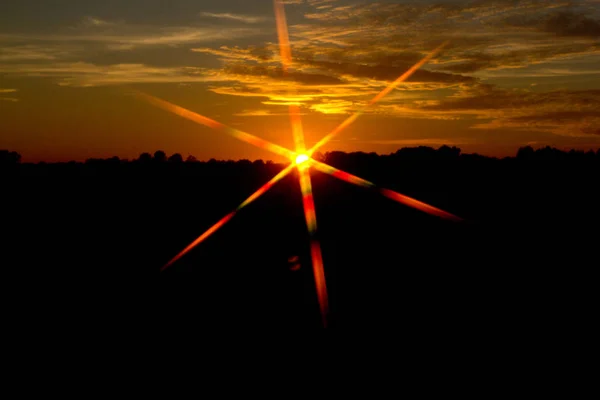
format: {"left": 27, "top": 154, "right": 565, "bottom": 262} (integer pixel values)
{"left": 2, "top": 146, "right": 598, "bottom": 332}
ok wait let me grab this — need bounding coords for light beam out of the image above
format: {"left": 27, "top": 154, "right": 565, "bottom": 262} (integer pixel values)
{"left": 162, "top": 163, "right": 296, "bottom": 271}
{"left": 275, "top": 0, "right": 328, "bottom": 326}
{"left": 275, "top": 0, "right": 306, "bottom": 153}
{"left": 308, "top": 41, "right": 449, "bottom": 155}
{"left": 309, "top": 159, "right": 463, "bottom": 222}
{"left": 298, "top": 166, "right": 329, "bottom": 326}
{"left": 134, "top": 90, "right": 296, "bottom": 160}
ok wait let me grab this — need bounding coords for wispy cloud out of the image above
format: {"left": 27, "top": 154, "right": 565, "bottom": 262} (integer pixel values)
{"left": 192, "top": 45, "right": 276, "bottom": 63}
{"left": 0, "top": 16, "right": 262, "bottom": 55}
{"left": 412, "top": 84, "right": 600, "bottom": 138}
{"left": 0, "top": 88, "right": 19, "bottom": 102}
{"left": 0, "top": 62, "right": 215, "bottom": 86}
{"left": 1, "top": 0, "right": 599, "bottom": 145}
{"left": 234, "top": 109, "right": 307, "bottom": 117}
{"left": 80, "top": 16, "right": 116, "bottom": 27}
{"left": 0, "top": 44, "right": 73, "bottom": 61}
{"left": 199, "top": 12, "right": 267, "bottom": 24}
{"left": 0, "top": 27, "right": 259, "bottom": 48}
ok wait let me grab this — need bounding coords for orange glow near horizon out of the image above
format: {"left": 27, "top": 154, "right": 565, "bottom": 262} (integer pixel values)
{"left": 133, "top": 90, "right": 295, "bottom": 160}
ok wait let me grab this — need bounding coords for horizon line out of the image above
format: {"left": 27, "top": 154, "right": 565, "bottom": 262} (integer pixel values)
{"left": 3, "top": 144, "right": 600, "bottom": 164}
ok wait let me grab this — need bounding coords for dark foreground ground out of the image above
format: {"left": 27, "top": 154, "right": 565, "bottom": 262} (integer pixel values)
{"left": 2, "top": 147, "right": 599, "bottom": 332}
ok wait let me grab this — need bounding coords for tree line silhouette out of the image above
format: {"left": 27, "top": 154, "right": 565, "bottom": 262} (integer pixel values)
{"left": 2, "top": 145, "right": 598, "bottom": 329}
{"left": 3, "top": 145, "right": 600, "bottom": 169}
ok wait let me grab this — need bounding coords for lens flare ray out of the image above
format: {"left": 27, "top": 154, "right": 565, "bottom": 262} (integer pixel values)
{"left": 134, "top": 91, "right": 295, "bottom": 160}
{"left": 309, "top": 41, "right": 449, "bottom": 155}
{"left": 309, "top": 159, "right": 463, "bottom": 222}
{"left": 275, "top": 0, "right": 328, "bottom": 325}
{"left": 161, "top": 164, "right": 296, "bottom": 271}
{"left": 298, "top": 166, "right": 329, "bottom": 326}
{"left": 275, "top": 0, "right": 306, "bottom": 153}
{"left": 274, "top": 0, "right": 292, "bottom": 73}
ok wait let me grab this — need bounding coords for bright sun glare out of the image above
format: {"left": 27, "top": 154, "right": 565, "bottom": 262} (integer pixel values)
{"left": 295, "top": 153, "right": 309, "bottom": 165}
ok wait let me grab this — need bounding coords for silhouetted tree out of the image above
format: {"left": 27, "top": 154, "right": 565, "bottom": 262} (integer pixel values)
{"left": 138, "top": 153, "right": 152, "bottom": 163}
{"left": 438, "top": 145, "right": 461, "bottom": 159}
{"left": 0, "top": 150, "right": 21, "bottom": 164}
{"left": 394, "top": 146, "right": 438, "bottom": 161}
{"left": 569, "top": 149, "right": 584, "bottom": 157}
{"left": 185, "top": 155, "right": 198, "bottom": 163}
{"left": 154, "top": 150, "right": 167, "bottom": 163}
{"left": 536, "top": 146, "right": 567, "bottom": 160}
{"left": 517, "top": 146, "right": 534, "bottom": 159}
{"left": 168, "top": 153, "right": 183, "bottom": 163}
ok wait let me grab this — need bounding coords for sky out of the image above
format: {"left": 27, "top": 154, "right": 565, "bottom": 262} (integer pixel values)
{"left": 1, "top": 0, "right": 599, "bottom": 162}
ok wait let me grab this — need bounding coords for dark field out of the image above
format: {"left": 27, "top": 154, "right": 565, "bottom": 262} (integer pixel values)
{"left": 3, "top": 146, "right": 598, "bottom": 331}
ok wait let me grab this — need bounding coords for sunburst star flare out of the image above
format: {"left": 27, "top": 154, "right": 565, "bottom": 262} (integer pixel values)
{"left": 139, "top": 0, "right": 462, "bottom": 328}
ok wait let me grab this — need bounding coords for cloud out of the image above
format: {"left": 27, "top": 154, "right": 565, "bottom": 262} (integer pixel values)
{"left": 0, "top": 88, "right": 19, "bottom": 102}
{"left": 234, "top": 109, "right": 307, "bottom": 117}
{"left": 199, "top": 12, "right": 267, "bottom": 24}
{"left": 506, "top": 111, "right": 600, "bottom": 123}
{"left": 504, "top": 9, "right": 600, "bottom": 38}
{"left": 223, "top": 63, "right": 344, "bottom": 85}
{"left": 192, "top": 45, "right": 276, "bottom": 63}
{"left": 545, "top": 11, "right": 600, "bottom": 37}
{"left": 302, "top": 59, "right": 475, "bottom": 84}
{"left": 309, "top": 99, "right": 354, "bottom": 114}
{"left": 0, "top": 17, "right": 261, "bottom": 53}
{"left": 582, "top": 127, "right": 600, "bottom": 136}
{"left": 2, "top": 0, "right": 599, "bottom": 144}
{"left": 0, "top": 62, "right": 215, "bottom": 86}
{"left": 192, "top": 34, "right": 472, "bottom": 116}
{"left": 410, "top": 84, "right": 600, "bottom": 137}
{"left": 80, "top": 17, "right": 116, "bottom": 28}
{"left": 0, "top": 44, "right": 73, "bottom": 62}
{"left": 295, "top": 0, "right": 600, "bottom": 76}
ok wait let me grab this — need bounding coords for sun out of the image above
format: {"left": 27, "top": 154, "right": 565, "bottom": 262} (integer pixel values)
{"left": 135, "top": 0, "right": 462, "bottom": 328}
{"left": 295, "top": 153, "right": 310, "bottom": 166}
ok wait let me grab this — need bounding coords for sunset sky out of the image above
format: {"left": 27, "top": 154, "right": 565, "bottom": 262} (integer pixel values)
{"left": 1, "top": 0, "right": 599, "bottom": 162}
